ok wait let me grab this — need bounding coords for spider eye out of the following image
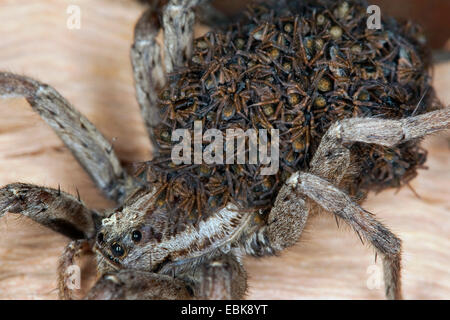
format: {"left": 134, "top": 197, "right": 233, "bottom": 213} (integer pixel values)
{"left": 97, "top": 232, "right": 104, "bottom": 244}
{"left": 111, "top": 242, "right": 125, "bottom": 257}
{"left": 132, "top": 230, "right": 142, "bottom": 243}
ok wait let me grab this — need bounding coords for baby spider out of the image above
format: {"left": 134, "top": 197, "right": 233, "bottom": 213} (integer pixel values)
{"left": 0, "top": 0, "right": 449, "bottom": 300}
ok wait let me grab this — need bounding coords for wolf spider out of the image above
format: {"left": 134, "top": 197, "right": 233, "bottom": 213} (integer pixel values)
{"left": 0, "top": 0, "right": 449, "bottom": 300}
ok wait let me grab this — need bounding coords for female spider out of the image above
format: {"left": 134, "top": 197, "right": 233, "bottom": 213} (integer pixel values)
{"left": 0, "top": 0, "right": 449, "bottom": 299}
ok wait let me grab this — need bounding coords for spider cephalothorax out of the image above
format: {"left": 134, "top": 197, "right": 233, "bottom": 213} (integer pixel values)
{"left": 0, "top": 0, "right": 449, "bottom": 300}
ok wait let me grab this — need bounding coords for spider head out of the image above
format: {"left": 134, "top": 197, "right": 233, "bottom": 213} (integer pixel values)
{"left": 94, "top": 201, "right": 183, "bottom": 273}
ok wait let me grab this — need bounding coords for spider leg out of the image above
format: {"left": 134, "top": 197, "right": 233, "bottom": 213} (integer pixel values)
{"left": 240, "top": 183, "right": 310, "bottom": 256}
{"left": 257, "top": 109, "right": 450, "bottom": 299}
{"left": 132, "top": 1, "right": 225, "bottom": 154}
{"left": 297, "top": 107, "right": 450, "bottom": 299}
{"left": 164, "top": 0, "right": 229, "bottom": 72}
{"left": 84, "top": 253, "right": 246, "bottom": 300}
{"left": 309, "top": 107, "right": 450, "bottom": 184}
{"left": 0, "top": 72, "right": 141, "bottom": 203}
{"left": 244, "top": 170, "right": 402, "bottom": 299}
{"left": 0, "top": 183, "right": 99, "bottom": 239}
{"left": 131, "top": 4, "right": 166, "bottom": 155}
{"left": 84, "top": 270, "right": 193, "bottom": 300}
{"left": 162, "top": 0, "right": 202, "bottom": 73}
{"left": 193, "top": 253, "right": 247, "bottom": 300}
{"left": 287, "top": 172, "right": 403, "bottom": 300}
{"left": 334, "top": 107, "right": 450, "bottom": 147}
{"left": 58, "top": 239, "right": 92, "bottom": 300}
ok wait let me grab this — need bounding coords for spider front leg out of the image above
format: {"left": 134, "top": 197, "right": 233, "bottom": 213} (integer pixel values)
{"left": 306, "top": 108, "right": 450, "bottom": 299}
{"left": 240, "top": 184, "right": 310, "bottom": 257}
{"left": 0, "top": 184, "right": 99, "bottom": 299}
{"left": 192, "top": 253, "right": 247, "bottom": 300}
{"left": 85, "top": 270, "right": 193, "bottom": 300}
{"left": 335, "top": 108, "right": 450, "bottom": 147}
{"left": 131, "top": 4, "right": 166, "bottom": 154}
{"left": 131, "top": 1, "right": 218, "bottom": 154}
{"left": 306, "top": 109, "right": 450, "bottom": 186}
{"left": 306, "top": 107, "right": 450, "bottom": 299}
{"left": 288, "top": 173, "right": 403, "bottom": 299}
{"left": 0, "top": 183, "right": 98, "bottom": 239}
{"left": 58, "top": 239, "right": 92, "bottom": 300}
{"left": 84, "top": 254, "right": 246, "bottom": 300}
{"left": 248, "top": 165, "right": 403, "bottom": 299}
{"left": 249, "top": 108, "right": 450, "bottom": 299}
{"left": 0, "top": 73, "right": 141, "bottom": 203}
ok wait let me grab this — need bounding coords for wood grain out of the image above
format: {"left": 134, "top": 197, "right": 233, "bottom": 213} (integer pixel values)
{"left": 0, "top": 0, "right": 448, "bottom": 299}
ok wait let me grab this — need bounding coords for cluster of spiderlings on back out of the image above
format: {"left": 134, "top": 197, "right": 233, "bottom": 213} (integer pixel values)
{"left": 146, "top": 0, "right": 441, "bottom": 221}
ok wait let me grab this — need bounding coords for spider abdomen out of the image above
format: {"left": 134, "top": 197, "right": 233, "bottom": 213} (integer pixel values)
{"left": 145, "top": 0, "right": 440, "bottom": 221}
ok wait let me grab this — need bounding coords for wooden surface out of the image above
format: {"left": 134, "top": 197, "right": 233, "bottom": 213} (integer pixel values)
{"left": 0, "top": 0, "right": 449, "bottom": 299}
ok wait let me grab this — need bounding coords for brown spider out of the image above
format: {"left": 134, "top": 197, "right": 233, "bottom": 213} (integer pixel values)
{"left": 0, "top": 0, "right": 449, "bottom": 300}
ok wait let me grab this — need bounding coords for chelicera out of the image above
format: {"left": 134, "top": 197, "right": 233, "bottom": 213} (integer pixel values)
{"left": 0, "top": 0, "right": 449, "bottom": 299}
